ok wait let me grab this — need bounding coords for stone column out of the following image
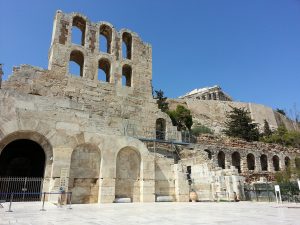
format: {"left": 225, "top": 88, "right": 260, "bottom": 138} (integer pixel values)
{"left": 174, "top": 164, "right": 189, "bottom": 202}
{"left": 215, "top": 91, "right": 220, "bottom": 100}
{"left": 240, "top": 155, "right": 247, "bottom": 174}
{"left": 254, "top": 155, "right": 261, "bottom": 172}
{"left": 267, "top": 154, "right": 274, "bottom": 173}
{"left": 225, "top": 152, "right": 231, "bottom": 169}
{"left": 140, "top": 157, "right": 155, "bottom": 202}
{"left": 279, "top": 155, "right": 285, "bottom": 171}
{"left": 48, "top": 147, "right": 73, "bottom": 202}
{"left": 98, "top": 150, "right": 116, "bottom": 203}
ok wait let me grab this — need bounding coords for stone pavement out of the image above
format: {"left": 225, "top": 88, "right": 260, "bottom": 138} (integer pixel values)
{"left": 0, "top": 202, "right": 299, "bottom": 225}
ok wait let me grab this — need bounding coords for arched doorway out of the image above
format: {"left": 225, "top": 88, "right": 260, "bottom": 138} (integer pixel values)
{"left": 232, "top": 152, "right": 241, "bottom": 173}
{"left": 115, "top": 147, "right": 141, "bottom": 202}
{"left": 217, "top": 151, "right": 225, "bottom": 169}
{"left": 260, "top": 154, "right": 268, "bottom": 171}
{"left": 247, "top": 153, "right": 255, "bottom": 171}
{"left": 0, "top": 139, "right": 46, "bottom": 201}
{"left": 204, "top": 149, "right": 212, "bottom": 160}
{"left": 273, "top": 155, "right": 280, "bottom": 171}
{"left": 69, "top": 144, "right": 101, "bottom": 204}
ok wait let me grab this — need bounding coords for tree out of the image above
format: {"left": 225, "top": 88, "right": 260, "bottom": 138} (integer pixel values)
{"left": 276, "top": 108, "right": 286, "bottom": 116}
{"left": 262, "top": 125, "right": 300, "bottom": 148}
{"left": 167, "top": 105, "right": 193, "bottom": 131}
{"left": 223, "top": 107, "right": 260, "bottom": 142}
{"left": 154, "top": 89, "right": 169, "bottom": 112}
{"left": 263, "top": 119, "right": 272, "bottom": 137}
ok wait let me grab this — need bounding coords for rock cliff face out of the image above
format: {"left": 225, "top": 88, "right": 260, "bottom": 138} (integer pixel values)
{"left": 168, "top": 98, "right": 300, "bottom": 134}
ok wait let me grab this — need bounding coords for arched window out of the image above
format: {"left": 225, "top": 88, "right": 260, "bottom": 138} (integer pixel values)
{"left": 284, "top": 156, "right": 290, "bottom": 168}
{"left": 232, "top": 152, "right": 241, "bottom": 173}
{"left": 122, "top": 32, "right": 132, "bottom": 59}
{"left": 99, "top": 24, "right": 112, "bottom": 53}
{"left": 98, "top": 58, "right": 110, "bottom": 82}
{"left": 247, "top": 153, "right": 255, "bottom": 171}
{"left": 122, "top": 64, "right": 132, "bottom": 87}
{"left": 260, "top": 154, "right": 268, "bottom": 171}
{"left": 296, "top": 157, "right": 300, "bottom": 169}
{"left": 72, "top": 16, "right": 86, "bottom": 46}
{"left": 218, "top": 151, "right": 225, "bottom": 169}
{"left": 69, "top": 50, "right": 84, "bottom": 77}
{"left": 156, "top": 118, "right": 166, "bottom": 140}
{"left": 204, "top": 149, "right": 212, "bottom": 160}
{"left": 273, "top": 155, "right": 280, "bottom": 171}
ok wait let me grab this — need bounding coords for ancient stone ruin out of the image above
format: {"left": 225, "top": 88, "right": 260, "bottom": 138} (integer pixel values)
{"left": 0, "top": 10, "right": 299, "bottom": 204}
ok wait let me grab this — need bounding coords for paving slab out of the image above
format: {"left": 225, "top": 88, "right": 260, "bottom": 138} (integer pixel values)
{"left": 0, "top": 202, "right": 299, "bottom": 225}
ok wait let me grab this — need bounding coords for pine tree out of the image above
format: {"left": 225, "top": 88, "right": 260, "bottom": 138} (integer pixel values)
{"left": 223, "top": 107, "right": 260, "bottom": 142}
{"left": 154, "top": 89, "right": 169, "bottom": 112}
{"left": 263, "top": 119, "right": 272, "bottom": 137}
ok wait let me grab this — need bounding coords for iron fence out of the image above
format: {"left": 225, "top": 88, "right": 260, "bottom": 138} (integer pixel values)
{"left": 244, "top": 182, "right": 300, "bottom": 203}
{"left": 0, "top": 177, "right": 43, "bottom": 202}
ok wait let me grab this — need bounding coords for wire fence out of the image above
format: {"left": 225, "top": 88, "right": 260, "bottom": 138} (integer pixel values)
{"left": 244, "top": 182, "right": 300, "bottom": 203}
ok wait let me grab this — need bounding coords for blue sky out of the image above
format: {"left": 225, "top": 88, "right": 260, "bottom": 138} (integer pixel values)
{"left": 0, "top": 0, "right": 300, "bottom": 116}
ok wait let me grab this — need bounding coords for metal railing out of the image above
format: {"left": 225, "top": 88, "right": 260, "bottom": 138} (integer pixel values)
{"left": 1, "top": 192, "right": 72, "bottom": 212}
{"left": 0, "top": 177, "right": 43, "bottom": 201}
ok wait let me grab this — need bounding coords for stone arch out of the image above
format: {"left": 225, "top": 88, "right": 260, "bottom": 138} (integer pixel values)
{"left": 273, "top": 155, "right": 280, "bottom": 171}
{"left": 122, "top": 32, "right": 132, "bottom": 59}
{"left": 247, "top": 153, "right": 255, "bottom": 171}
{"left": 260, "top": 154, "right": 268, "bottom": 171}
{"left": 115, "top": 146, "right": 141, "bottom": 202}
{"left": 122, "top": 64, "right": 132, "bottom": 87}
{"left": 0, "top": 130, "right": 53, "bottom": 190}
{"left": 98, "top": 58, "right": 111, "bottom": 82}
{"left": 99, "top": 24, "right": 112, "bottom": 53}
{"left": 218, "top": 151, "right": 225, "bottom": 169}
{"left": 156, "top": 118, "right": 166, "bottom": 140}
{"left": 69, "top": 143, "right": 101, "bottom": 204}
{"left": 0, "top": 139, "right": 45, "bottom": 177}
{"left": 72, "top": 15, "right": 86, "bottom": 46}
{"left": 69, "top": 50, "right": 84, "bottom": 77}
{"left": 204, "top": 149, "right": 212, "bottom": 160}
{"left": 232, "top": 151, "right": 241, "bottom": 173}
{"left": 284, "top": 156, "right": 290, "bottom": 168}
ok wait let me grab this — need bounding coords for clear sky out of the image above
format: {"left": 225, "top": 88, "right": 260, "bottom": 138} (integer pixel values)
{"left": 0, "top": 0, "right": 300, "bottom": 117}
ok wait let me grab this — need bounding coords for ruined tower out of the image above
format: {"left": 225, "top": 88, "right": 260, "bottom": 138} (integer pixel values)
{"left": 48, "top": 10, "right": 153, "bottom": 95}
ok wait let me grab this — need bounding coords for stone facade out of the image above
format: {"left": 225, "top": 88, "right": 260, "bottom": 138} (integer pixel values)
{"left": 0, "top": 10, "right": 299, "bottom": 204}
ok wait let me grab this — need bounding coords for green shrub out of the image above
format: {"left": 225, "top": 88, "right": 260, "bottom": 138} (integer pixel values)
{"left": 191, "top": 124, "right": 214, "bottom": 136}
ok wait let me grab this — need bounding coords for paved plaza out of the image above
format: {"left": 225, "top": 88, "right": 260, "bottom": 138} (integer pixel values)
{"left": 0, "top": 202, "right": 299, "bottom": 225}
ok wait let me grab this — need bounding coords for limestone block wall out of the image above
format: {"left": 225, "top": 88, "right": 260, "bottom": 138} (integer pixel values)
{"left": 180, "top": 156, "right": 245, "bottom": 201}
{"left": 154, "top": 156, "right": 176, "bottom": 199}
{"left": 168, "top": 98, "right": 300, "bottom": 134}
{"left": 192, "top": 137, "right": 300, "bottom": 183}
{"left": 48, "top": 11, "right": 152, "bottom": 95}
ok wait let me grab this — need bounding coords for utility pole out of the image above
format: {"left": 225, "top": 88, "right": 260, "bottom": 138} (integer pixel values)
{"left": 0, "top": 64, "right": 3, "bottom": 89}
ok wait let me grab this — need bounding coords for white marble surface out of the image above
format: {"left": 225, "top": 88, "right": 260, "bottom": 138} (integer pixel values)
{"left": 0, "top": 202, "right": 299, "bottom": 225}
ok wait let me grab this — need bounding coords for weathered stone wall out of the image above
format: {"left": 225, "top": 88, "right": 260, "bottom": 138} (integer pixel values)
{"left": 193, "top": 135, "right": 300, "bottom": 182}
{"left": 0, "top": 11, "right": 176, "bottom": 204}
{"left": 168, "top": 98, "right": 300, "bottom": 134}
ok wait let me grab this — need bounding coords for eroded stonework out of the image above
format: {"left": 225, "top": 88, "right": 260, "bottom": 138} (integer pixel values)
{"left": 0, "top": 10, "right": 299, "bottom": 204}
